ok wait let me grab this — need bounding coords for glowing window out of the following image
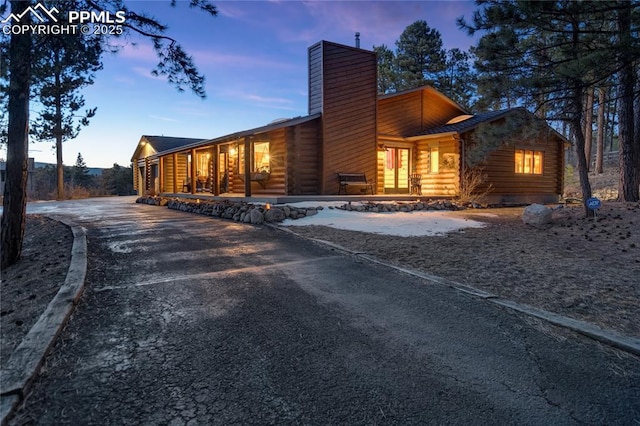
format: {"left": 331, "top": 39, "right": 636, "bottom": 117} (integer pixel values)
{"left": 237, "top": 142, "right": 270, "bottom": 174}
{"left": 429, "top": 145, "right": 439, "bottom": 174}
{"left": 515, "top": 149, "right": 543, "bottom": 174}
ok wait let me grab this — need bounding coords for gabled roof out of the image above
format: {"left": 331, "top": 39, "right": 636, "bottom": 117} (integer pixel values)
{"left": 131, "top": 135, "right": 207, "bottom": 162}
{"left": 419, "top": 109, "right": 515, "bottom": 136}
{"left": 379, "top": 85, "right": 469, "bottom": 116}
{"left": 412, "top": 107, "right": 570, "bottom": 146}
{"left": 144, "top": 135, "right": 207, "bottom": 152}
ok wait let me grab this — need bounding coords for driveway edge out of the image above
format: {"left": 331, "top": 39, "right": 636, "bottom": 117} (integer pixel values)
{"left": 0, "top": 218, "right": 87, "bottom": 426}
{"left": 277, "top": 225, "right": 640, "bottom": 357}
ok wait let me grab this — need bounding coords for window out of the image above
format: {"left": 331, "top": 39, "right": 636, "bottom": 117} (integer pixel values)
{"left": 253, "top": 141, "right": 270, "bottom": 173}
{"left": 429, "top": 144, "right": 439, "bottom": 174}
{"left": 515, "top": 149, "right": 543, "bottom": 174}
{"left": 237, "top": 141, "right": 270, "bottom": 174}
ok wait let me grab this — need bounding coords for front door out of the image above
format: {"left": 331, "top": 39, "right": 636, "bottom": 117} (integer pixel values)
{"left": 384, "top": 147, "right": 410, "bottom": 194}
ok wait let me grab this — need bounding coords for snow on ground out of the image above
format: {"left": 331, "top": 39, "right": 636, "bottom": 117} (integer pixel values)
{"left": 278, "top": 202, "right": 486, "bottom": 237}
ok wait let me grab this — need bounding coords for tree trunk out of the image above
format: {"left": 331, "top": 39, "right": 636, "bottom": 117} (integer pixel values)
{"left": 55, "top": 50, "right": 64, "bottom": 200}
{"left": 584, "top": 86, "right": 594, "bottom": 172}
{"left": 572, "top": 93, "right": 593, "bottom": 217}
{"left": 616, "top": 3, "right": 639, "bottom": 202}
{"left": 569, "top": 20, "right": 592, "bottom": 217}
{"left": 595, "top": 87, "right": 605, "bottom": 174}
{"left": 1, "top": 0, "right": 32, "bottom": 269}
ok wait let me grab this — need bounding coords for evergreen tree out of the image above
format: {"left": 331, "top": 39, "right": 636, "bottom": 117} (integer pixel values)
{"left": 30, "top": 0, "right": 102, "bottom": 200}
{"left": 1, "top": 0, "right": 31, "bottom": 268}
{"left": 374, "top": 44, "right": 397, "bottom": 94}
{"left": 394, "top": 20, "right": 446, "bottom": 91}
{"left": 1, "top": 0, "right": 218, "bottom": 268}
{"left": 441, "top": 48, "right": 475, "bottom": 110}
{"left": 72, "top": 152, "right": 91, "bottom": 188}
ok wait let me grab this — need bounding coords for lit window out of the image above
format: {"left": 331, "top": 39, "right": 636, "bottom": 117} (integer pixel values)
{"left": 429, "top": 144, "right": 439, "bottom": 174}
{"left": 237, "top": 142, "right": 270, "bottom": 174}
{"left": 253, "top": 142, "right": 270, "bottom": 173}
{"left": 515, "top": 149, "right": 543, "bottom": 174}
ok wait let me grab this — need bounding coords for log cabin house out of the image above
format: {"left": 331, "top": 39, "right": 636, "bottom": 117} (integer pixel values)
{"left": 132, "top": 40, "right": 567, "bottom": 204}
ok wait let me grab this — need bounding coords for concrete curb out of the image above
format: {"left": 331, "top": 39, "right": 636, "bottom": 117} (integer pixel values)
{"left": 0, "top": 218, "right": 87, "bottom": 426}
{"left": 278, "top": 226, "right": 640, "bottom": 357}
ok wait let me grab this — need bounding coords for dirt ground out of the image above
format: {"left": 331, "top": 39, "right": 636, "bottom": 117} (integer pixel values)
{"left": 1, "top": 216, "right": 72, "bottom": 366}
{"left": 290, "top": 202, "right": 640, "bottom": 337}
{"left": 2, "top": 172, "right": 639, "bottom": 365}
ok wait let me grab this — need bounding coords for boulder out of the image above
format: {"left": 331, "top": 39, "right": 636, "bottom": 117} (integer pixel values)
{"left": 522, "top": 204, "right": 553, "bottom": 226}
{"left": 265, "top": 207, "right": 286, "bottom": 223}
{"left": 250, "top": 208, "right": 264, "bottom": 224}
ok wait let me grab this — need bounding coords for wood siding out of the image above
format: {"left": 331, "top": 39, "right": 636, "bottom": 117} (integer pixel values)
{"left": 315, "top": 41, "right": 378, "bottom": 194}
{"left": 466, "top": 133, "right": 564, "bottom": 201}
{"left": 162, "top": 155, "right": 176, "bottom": 192}
{"left": 378, "top": 89, "right": 466, "bottom": 137}
{"left": 287, "top": 119, "right": 321, "bottom": 194}
{"left": 416, "top": 137, "right": 460, "bottom": 196}
{"left": 308, "top": 43, "right": 323, "bottom": 115}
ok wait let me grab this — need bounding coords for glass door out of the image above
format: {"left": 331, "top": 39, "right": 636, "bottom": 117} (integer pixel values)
{"left": 384, "top": 147, "right": 410, "bottom": 193}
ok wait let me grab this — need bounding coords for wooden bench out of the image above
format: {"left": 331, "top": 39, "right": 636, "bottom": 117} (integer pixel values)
{"left": 337, "top": 173, "right": 374, "bottom": 195}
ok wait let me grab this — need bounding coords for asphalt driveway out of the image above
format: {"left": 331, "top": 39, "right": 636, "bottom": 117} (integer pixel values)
{"left": 8, "top": 197, "right": 640, "bottom": 425}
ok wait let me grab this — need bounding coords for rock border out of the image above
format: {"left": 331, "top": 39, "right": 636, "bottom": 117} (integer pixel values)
{"left": 135, "top": 196, "right": 477, "bottom": 225}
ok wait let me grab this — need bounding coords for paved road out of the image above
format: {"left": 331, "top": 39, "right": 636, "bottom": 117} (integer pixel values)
{"left": 9, "top": 197, "right": 640, "bottom": 425}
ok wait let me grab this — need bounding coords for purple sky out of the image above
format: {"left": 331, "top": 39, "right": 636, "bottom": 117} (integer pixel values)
{"left": 6, "top": 1, "right": 479, "bottom": 168}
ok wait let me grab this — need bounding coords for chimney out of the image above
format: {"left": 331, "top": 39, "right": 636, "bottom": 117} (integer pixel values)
{"left": 355, "top": 32, "right": 360, "bottom": 48}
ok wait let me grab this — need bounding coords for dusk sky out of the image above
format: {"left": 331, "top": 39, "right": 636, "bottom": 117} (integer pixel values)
{"left": 6, "top": 1, "right": 480, "bottom": 168}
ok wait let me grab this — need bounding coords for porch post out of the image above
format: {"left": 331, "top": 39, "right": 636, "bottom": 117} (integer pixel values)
{"left": 172, "top": 153, "right": 178, "bottom": 193}
{"left": 191, "top": 148, "right": 197, "bottom": 194}
{"left": 213, "top": 145, "right": 220, "bottom": 196}
{"left": 144, "top": 157, "right": 150, "bottom": 193}
{"left": 159, "top": 156, "right": 164, "bottom": 193}
{"left": 244, "top": 136, "right": 251, "bottom": 197}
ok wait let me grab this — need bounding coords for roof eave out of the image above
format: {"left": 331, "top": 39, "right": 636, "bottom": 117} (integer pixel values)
{"left": 149, "top": 113, "right": 322, "bottom": 159}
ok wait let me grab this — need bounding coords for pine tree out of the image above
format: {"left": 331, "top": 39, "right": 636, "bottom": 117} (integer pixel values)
{"left": 73, "top": 152, "right": 91, "bottom": 189}
{"left": 1, "top": 0, "right": 218, "bottom": 268}
{"left": 1, "top": 0, "right": 31, "bottom": 268}
{"left": 394, "top": 20, "right": 446, "bottom": 91}
{"left": 30, "top": 0, "right": 102, "bottom": 200}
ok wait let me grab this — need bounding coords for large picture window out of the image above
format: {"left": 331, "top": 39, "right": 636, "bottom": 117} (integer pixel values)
{"left": 515, "top": 149, "right": 543, "bottom": 174}
{"left": 237, "top": 141, "right": 270, "bottom": 174}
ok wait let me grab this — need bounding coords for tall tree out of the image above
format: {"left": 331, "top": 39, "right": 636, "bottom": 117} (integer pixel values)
{"left": 616, "top": 2, "right": 640, "bottom": 201}
{"left": 595, "top": 87, "right": 606, "bottom": 174}
{"left": 1, "top": 0, "right": 218, "bottom": 268}
{"left": 394, "top": 20, "right": 446, "bottom": 91}
{"left": 440, "top": 48, "right": 475, "bottom": 109}
{"left": 374, "top": 44, "right": 397, "bottom": 94}
{"left": 30, "top": 1, "right": 102, "bottom": 200}
{"left": 1, "top": 0, "right": 31, "bottom": 268}
{"left": 584, "top": 86, "right": 594, "bottom": 172}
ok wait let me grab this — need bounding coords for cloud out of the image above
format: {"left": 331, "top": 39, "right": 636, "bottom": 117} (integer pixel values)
{"left": 149, "top": 115, "right": 180, "bottom": 123}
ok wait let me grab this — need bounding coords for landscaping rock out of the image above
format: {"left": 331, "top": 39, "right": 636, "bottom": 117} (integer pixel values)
{"left": 265, "top": 207, "right": 286, "bottom": 222}
{"left": 522, "top": 204, "right": 553, "bottom": 226}
{"left": 250, "top": 208, "right": 264, "bottom": 224}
